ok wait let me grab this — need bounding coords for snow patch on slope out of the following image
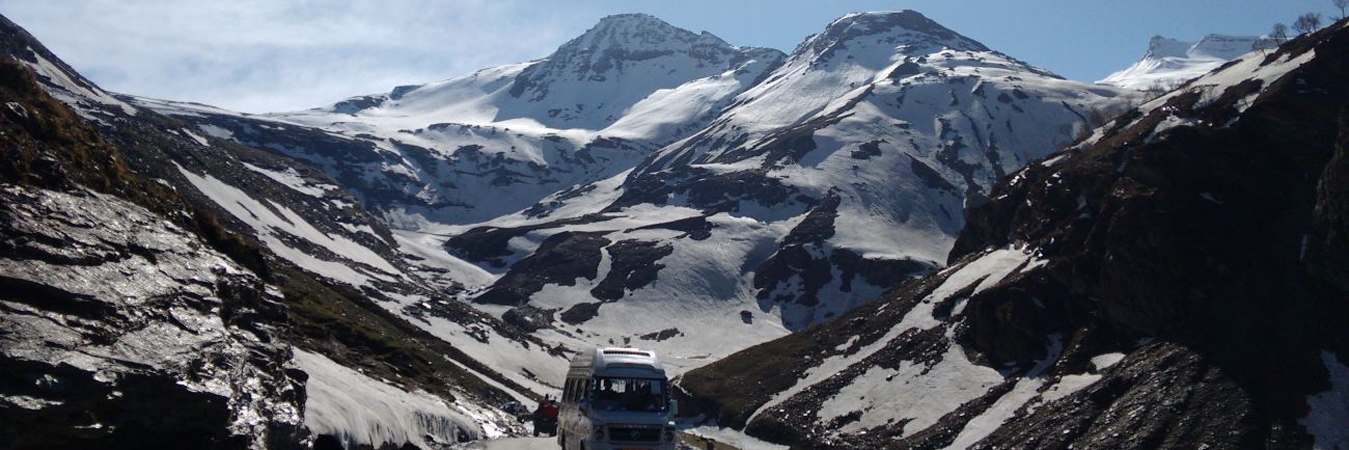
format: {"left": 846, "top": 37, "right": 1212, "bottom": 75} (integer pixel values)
{"left": 943, "top": 377, "right": 1045, "bottom": 450}
{"left": 412, "top": 314, "right": 570, "bottom": 398}
{"left": 241, "top": 162, "right": 336, "bottom": 197}
{"left": 176, "top": 164, "right": 401, "bottom": 285}
{"left": 1091, "top": 353, "right": 1126, "bottom": 371}
{"left": 181, "top": 128, "right": 210, "bottom": 146}
{"left": 1081, "top": 46, "right": 1317, "bottom": 151}
{"left": 749, "top": 246, "right": 1042, "bottom": 424}
{"left": 21, "top": 49, "right": 136, "bottom": 116}
{"left": 686, "top": 425, "right": 790, "bottom": 450}
{"left": 819, "top": 344, "right": 1003, "bottom": 436}
{"left": 1301, "top": 351, "right": 1349, "bottom": 450}
{"left": 294, "top": 349, "right": 483, "bottom": 449}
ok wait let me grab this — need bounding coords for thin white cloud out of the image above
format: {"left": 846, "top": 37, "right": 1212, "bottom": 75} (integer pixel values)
{"left": 1, "top": 0, "right": 586, "bottom": 112}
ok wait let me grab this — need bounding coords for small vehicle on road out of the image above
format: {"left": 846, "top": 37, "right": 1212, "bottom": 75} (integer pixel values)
{"left": 558, "top": 348, "right": 676, "bottom": 450}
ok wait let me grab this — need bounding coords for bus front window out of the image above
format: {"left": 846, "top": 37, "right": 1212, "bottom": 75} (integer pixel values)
{"left": 589, "top": 377, "right": 668, "bottom": 412}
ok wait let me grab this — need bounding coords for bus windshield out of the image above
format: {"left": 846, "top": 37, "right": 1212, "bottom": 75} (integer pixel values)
{"left": 588, "top": 377, "right": 668, "bottom": 412}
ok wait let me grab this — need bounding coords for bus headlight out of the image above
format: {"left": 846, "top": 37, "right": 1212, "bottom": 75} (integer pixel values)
{"left": 664, "top": 429, "right": 675, "bottom": 442}
{"left": 593, "top": 426, "right": 605, "bottom": 441}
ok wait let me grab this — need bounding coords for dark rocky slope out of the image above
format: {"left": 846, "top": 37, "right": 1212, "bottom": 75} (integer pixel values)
{"left": 0, "top": 15, "right": 539, "bottom": 448}
{"left": 678, "top": 21, "right": 1349, "bottom": 450}
{"left": 0, "top": 57, "right": 304, "bottom": 449}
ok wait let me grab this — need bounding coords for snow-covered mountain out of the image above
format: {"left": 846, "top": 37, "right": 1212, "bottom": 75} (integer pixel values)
{"left": 134, "top": 10, "right": 1132, "bottom": 384}
{"left": 681, "top": 20, "right": 1349, "bottom": 450}
{"left": 145, "top": 14, "right": 786, "bottom": 227}
{"left": 457, "top": 10, "right": 1132, "bottom": 351}
{"left": 1098, "top": 34, "right": 1278, "bottom": 91}
{"left": 118, "top": 10, "right": 1124, "bottom": 380}
{"left": 123, "top": 14, "right": 795, "bottom": 402}
{"left": 298, "top": 13, "right": 785, "bottom": 136}
{"left": 3, "top": 6, "right": 1133, "bottom": 414}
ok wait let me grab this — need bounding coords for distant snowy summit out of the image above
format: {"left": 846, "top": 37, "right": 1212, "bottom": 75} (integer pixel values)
{"left": 801, "top": 10, "right": 990, "bottom": 57}
{"left": 1099, "top": 34, "right": 1277, "bottom": 91}
{"left": 297, "top": 12, "right": 785, "bottom": 137}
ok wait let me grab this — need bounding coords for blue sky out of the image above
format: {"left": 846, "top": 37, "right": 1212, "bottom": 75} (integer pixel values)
{"left": 0, "top": 0, "right": 1336, "bottom": 113}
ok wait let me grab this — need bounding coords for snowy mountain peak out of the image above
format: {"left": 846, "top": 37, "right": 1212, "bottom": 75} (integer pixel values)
{"left": 495, "top": 13, "right": 783, "bottom": 129}
{"left": 562, "top": 13, "right": 721, "bottom": 53}
{"left": 289, "top": 11, "right": 784, "bottom": 138}
{"left": 1101, "top": 33, "right": 1277, "bottom": 91}
{"left": 1144, "top": 34, "right": 1274, "bottom": 60}
{"left": 595, "top": 12, "right": 663, "bottom": 25}
{"left": 800, "top": 10, "right": 990, "bottom": 58}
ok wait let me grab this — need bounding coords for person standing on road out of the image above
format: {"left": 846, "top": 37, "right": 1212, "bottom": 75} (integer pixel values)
{"left": 541, "top": 398, "right": 559, "bottom": 421}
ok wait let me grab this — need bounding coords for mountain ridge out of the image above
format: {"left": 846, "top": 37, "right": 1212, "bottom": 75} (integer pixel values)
{"left": 1099, "top": 33, "right": 1279, "bottom": 91}
{"left": 803, "top": 10, "right": 991, "bottom": 57}
{"left": 680, "top": 19, "right": 1349, "bottom": 450}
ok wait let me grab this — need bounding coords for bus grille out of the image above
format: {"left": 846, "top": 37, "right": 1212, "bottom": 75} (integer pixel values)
{"left": 608, "top": 425, "right": 662, "bottom": 443}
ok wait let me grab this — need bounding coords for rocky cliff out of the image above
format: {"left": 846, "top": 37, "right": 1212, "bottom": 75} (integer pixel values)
{"left": 0, "top": 14, "right": 535, "bottom": 449}
{"left": 0, "top": 55, "right": 305, "bottom": 449}
{"left": 678, "top": 18, "right": 1349, "bottom": 450}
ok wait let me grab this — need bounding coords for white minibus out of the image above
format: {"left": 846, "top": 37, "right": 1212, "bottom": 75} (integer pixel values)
{"left": 557, "top": 348, "right": 677, "bottom": 450}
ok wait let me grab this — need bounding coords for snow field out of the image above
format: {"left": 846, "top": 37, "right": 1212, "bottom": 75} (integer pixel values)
{"left": 240, "top": 162, "right": 337, "bottom": 197}
{"left": 176, "top": 164, "right": 403, "bottom": 286}
{"left": 293, "top": 349, "right": 492, "bottom": 449}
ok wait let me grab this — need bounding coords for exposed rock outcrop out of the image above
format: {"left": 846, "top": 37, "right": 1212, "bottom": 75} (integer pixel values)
{"left": 0, "top": 20, "right": 533, "bottom": 448}
{"left": 0, "top": 185, "right": 306, "bottom": 449}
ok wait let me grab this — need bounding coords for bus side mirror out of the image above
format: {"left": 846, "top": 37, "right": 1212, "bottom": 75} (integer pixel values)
{"left": 669, "top": 399, "right": 678, "bottom": 414}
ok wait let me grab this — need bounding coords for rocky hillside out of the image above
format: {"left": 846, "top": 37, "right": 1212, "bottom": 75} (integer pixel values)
{"left": 0, "top": 14, "right": 540, "bottom": 449}
{"left": 0, "top": 54, "right": 305, "bottom": 448}
{"left": 678, "top": 18, "right": 1349, "bottom": 450}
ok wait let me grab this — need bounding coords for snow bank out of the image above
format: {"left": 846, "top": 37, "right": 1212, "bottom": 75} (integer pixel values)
{"left": 293, "top": 349, "right": 481, "bottom": 449}
{"left": 817, "top": 344, "right": 1003, "bottom": 436}
{"left": 22, "top": 49, "right": 137, "bottom": 116}
{"left": 943, "top": 377, "right": 1044, "bottom": 450}
{"left": 686, "top": 425, "right": 790, "bottom": 450}
{"left": 1301, "top": 351, "right": 1349, "bottom": 450}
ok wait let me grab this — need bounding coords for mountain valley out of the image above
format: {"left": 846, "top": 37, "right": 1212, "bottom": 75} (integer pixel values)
{"left": 0, "top": 7, "right": 1345, "bottom": 450}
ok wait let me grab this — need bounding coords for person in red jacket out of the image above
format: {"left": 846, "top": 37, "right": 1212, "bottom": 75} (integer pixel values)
{"left": 540, "top": 398, "right": 559, "bottom": 420}
{"left": 532, "top": 396, "right": 559, "bottom": 437}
